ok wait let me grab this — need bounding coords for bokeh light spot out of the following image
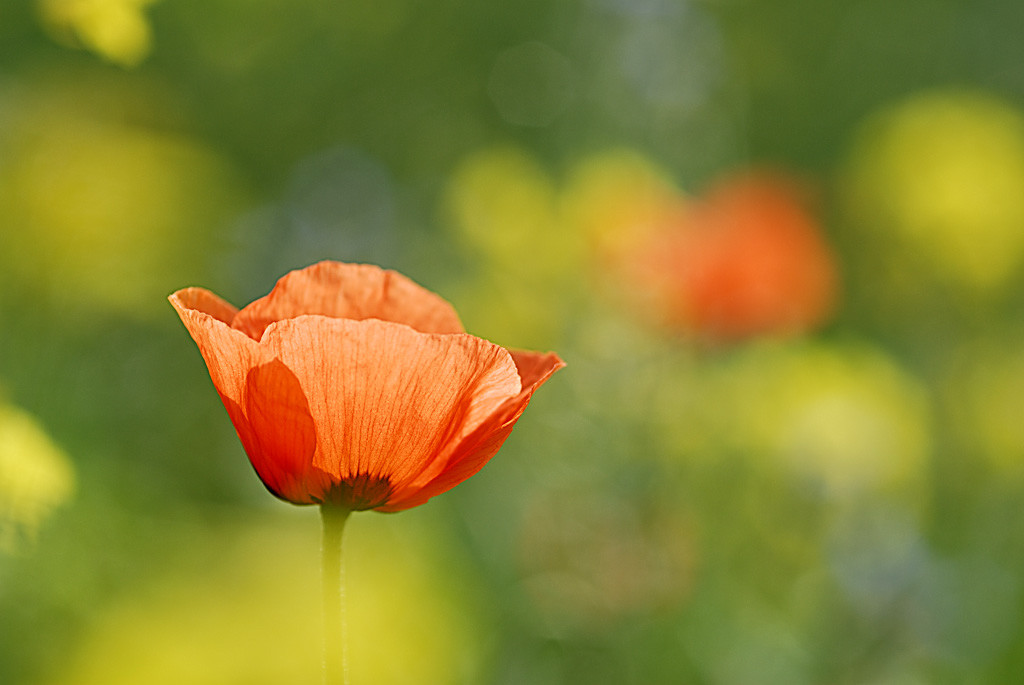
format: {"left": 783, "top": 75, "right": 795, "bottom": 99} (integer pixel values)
{"left": 844, "top": 89, "right": 1024, "bottom": 293}
{"left": 715, "top": 341, "right": 931, "bottom": 503}
{"left": 53, "top": 515, "right": 482, "bottom": 685}
{"left": 0, "top": 403, "right": 75, "bottom": 552}
{"left": 0, "top": 82, "right": 247, "bottom": 317}
{"left": 38, "top": 0, "right": 160, "bottom": 67}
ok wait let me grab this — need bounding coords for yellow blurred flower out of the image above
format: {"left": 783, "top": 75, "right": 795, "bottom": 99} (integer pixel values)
{"left": 0, "top": 404, "right": 75, "bottom": 551}
{"left": 447, "top": 145, "right": 578, "bottom": 276}
{"left": 716, "top": 341, "right": 931, "bottom": 502}
{"left": 444, "top": 146, "right": 584, "bottom": 347}
{"left": 0, "top": 81, "right": 246, "bottom": 317}
{"left": 560, "top": 148, "right": 681, "bottom": 264}
{"left": 844, "top": 90, "right": 1024, "bottom": 293}
{"left": 445, "top": 145, "right": 689, "bottom": 346}
{"left": 53, "top": 515, "right": 482, "bottom": 685}
{"left": 948, "top": 338, "right": 1024, "bottom": 475}
{"left": 38, "top": 0, "right": 160, "bottom": 67}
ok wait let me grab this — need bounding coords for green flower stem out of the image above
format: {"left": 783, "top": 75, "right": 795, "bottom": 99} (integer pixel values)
{"left": 321, "top": 504, "right": 352, "bottom": 685}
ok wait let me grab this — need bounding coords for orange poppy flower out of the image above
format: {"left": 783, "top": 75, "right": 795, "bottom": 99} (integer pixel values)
{"left": 634, "top": 172, "right": 838, "bottom": 341}
{"left": 170, "top": 261, "right": 564, "bottom": 511}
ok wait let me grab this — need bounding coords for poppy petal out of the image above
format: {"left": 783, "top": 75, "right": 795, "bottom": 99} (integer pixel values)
{"left": 259, "top": 316, "right": 522, "bottom": 499}
{"left": 240, "top": 360, "right": 324, "bottom": 503}
{"left": 170, "top": 287, "right": 239, "bottom": 326}
{"left": 169, "top": 288, "right": 259, "bottom": 409}
{"left": 231, "top": 262, "right": 464, "bottom": 340}
{"left": 169, "top": 289, "right": 311, "bottom": 498}
{"left": 381, "top": 350, "right": 565, "bottom": 511}
{"left": 508, "top": 350, "right": 567, "bottom": 391}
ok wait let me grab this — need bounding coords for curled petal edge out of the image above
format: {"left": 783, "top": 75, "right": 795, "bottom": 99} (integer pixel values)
{"left": 381, "top": 350, "right": 565, "bottom": 511}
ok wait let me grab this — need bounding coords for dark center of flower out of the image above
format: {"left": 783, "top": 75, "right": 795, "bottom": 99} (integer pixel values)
{"left": 317, "top": 473, "right": 393, "bottom": 511}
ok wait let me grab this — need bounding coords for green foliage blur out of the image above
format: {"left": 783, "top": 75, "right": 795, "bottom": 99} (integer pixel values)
{"left": 3, "top": 0, "right": 1024, "bottom": 683}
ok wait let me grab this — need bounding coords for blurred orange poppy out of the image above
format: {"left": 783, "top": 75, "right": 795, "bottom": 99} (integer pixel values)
{"left": 170, "top": 261, "right": 564, "bottom": 511}
{"left": 634, "top": 172, "right": 838, "bottom": 341}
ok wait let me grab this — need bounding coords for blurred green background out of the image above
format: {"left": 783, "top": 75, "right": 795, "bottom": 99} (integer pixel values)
{"left": 4, "top": 0, "right": 1024, "bottom": 683}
